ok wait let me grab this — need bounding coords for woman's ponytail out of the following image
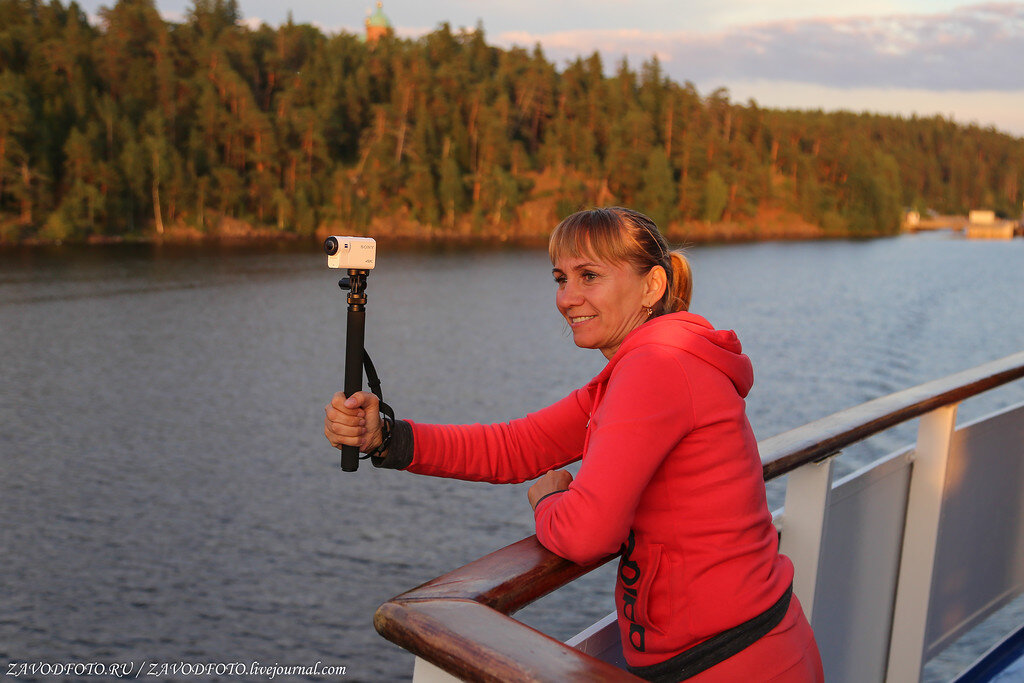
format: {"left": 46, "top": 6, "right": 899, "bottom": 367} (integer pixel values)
{"left": 666, "top": 251, "right": 692, "bottom": 313}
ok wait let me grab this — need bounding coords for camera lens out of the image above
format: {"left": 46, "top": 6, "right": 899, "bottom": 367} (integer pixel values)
{"left": 324, "top": 236, "right": 339, "bottom": 255}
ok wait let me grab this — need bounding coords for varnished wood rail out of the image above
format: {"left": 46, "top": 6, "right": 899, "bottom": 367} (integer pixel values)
{"left": 374, "top": 537, "right": 626, "bottom": 681}
{"left": 374, "top": 350, "right": 1024, "bottom": 682}
{"left": 759, "top": 351, "right": 1024, "bottom": 479}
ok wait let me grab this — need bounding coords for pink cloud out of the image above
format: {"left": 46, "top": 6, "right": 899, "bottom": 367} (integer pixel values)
{"left": 493, "top": 3, "right": 1024, "bottom": 91}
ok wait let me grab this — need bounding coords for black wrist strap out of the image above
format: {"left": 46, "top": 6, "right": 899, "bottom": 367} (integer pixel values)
{"left": 359, "top": 350, "right": 395, "bottom": 461}
{"left": 533, "top": 489, "right": 569, "bottom": 510}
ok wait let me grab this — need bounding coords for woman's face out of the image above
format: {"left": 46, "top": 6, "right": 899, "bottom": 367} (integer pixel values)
{"left": 552, "top": 252, "right": 661, "bottom": 359}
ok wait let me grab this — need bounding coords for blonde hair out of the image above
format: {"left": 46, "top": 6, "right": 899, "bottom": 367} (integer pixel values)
{"left": 548, "top": 207, "right": 692, "bottom": 314}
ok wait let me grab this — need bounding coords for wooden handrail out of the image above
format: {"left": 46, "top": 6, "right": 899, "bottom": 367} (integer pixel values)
{"left": 374, "top": 536, "right": 626, "bottom": 682}
{"left": 760, "top": 350, "right": 1024, "bottom": 479}
{"left": 375, "top": 350, "right": 1024, "bottom": 681}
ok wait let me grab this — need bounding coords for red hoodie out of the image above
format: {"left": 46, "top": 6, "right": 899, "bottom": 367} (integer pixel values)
{"left": 404, "top": 311, "right": 793, "bottom": 668}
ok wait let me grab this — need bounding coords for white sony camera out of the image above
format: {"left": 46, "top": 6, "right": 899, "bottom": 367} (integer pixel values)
{"left": 324, "top": 236, "right": 376, "bottom": 269}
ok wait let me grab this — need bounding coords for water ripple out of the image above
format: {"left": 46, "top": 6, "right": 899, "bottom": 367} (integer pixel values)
{"left": 2, "top": 236, "right": 1022, "bottom": 679}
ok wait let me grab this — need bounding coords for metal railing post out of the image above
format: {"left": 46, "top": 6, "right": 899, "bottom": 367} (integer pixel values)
{"left": 780, "top": 455, "right": 837, "bottom": 622}
{"left": 886, "top": 403, "right": 959, "bottom": 682}
{"left": 413, "top": 658, "right": 461, "bottom": 683}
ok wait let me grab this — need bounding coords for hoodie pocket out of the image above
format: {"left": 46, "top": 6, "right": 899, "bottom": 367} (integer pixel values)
{"left": 634, "top": 543, "right": 664, "bottom": 632}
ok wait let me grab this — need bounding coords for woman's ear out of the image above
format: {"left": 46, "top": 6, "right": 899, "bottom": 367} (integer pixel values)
{"left": 643, "top": 265, "right": 668, "bottom": 307}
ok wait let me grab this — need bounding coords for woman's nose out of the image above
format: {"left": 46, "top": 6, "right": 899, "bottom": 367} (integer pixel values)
{"left": 557, "top": 282, "right": 584, "bottom": 309}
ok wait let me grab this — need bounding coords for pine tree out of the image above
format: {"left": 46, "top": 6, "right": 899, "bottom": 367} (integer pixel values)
{"left": 638, "top": 147, "right": 675, "bottom": 229}
{"left": 702, "top": 170, "right": 729, "bottom": 223}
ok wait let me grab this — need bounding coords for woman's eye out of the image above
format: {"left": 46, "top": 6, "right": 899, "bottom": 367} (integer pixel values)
{"left": 553, "top": 275, "right": 567, "bottom": 285}
{"left": 582, "top": 271, "right": 598, "bottom": 281}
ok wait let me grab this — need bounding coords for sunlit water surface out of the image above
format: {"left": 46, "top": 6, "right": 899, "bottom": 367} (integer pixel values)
{"left": 1, "top": 232, "right": 1022, "bottom": 681}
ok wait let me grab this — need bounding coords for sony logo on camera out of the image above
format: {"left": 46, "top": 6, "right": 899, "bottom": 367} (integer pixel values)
{"left": 324, "top": 236, "right": 376, "bottom": 269}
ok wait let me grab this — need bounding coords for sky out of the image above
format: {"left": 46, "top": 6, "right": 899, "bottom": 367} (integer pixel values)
{"left": 78, "top": 0, "right": 1024, "bottom": 137}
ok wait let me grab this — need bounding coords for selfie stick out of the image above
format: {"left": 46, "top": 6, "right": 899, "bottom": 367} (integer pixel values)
{"left": 340, "top": 269, "right": 369, "bottom": 472}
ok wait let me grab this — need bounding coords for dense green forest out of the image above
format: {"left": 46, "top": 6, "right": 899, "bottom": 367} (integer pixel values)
{"left": 1, "top": 0, "right": 1022, "bottom": 243}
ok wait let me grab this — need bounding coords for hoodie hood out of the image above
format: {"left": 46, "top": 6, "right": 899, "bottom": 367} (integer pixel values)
{"left": 588, "top": 311, "right": 754, "bottom": 397}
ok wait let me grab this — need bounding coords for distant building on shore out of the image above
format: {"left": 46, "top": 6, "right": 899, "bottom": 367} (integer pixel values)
{"left": 903, "top": 210, "right": 920, "bottom": 229}
{"left": 364, "top": 2, "right": 393, "bottom": 45}
{"left": 968, "top": 210, "right": 996, "bottom": 225}
{"left": 966, "top": 209, "right": 1014, "bottom": 239}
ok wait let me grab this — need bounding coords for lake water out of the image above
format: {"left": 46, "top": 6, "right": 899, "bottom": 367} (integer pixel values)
{"left": 2, "top": 232, "right": 1023, "bottom": 681}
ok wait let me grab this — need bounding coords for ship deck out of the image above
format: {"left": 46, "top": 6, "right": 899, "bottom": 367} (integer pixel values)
{"left": 955, "top": 622, "right": 1024, "bottom": 682}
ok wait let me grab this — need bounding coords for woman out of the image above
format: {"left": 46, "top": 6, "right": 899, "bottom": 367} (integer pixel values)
{"left": 324, "top": 207, "right": 823, "bottom": 682}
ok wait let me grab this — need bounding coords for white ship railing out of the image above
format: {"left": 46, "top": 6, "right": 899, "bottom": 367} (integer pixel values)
{"left": 375, "top": 350, "right": 1024, "bottom": 682}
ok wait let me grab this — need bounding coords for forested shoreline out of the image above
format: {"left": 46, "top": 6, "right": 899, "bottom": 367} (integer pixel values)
{"left": 1, "top": 0, "right": 1022, "bottom": 245}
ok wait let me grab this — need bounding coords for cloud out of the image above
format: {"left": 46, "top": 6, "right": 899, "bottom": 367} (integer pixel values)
{"left": 492, "top": 3, "right": 1024, "bottom": 91}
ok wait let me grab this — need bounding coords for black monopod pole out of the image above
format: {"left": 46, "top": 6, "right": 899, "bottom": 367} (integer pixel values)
{"left": 340, "top": 269, "right": 369, "bottom": 471}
